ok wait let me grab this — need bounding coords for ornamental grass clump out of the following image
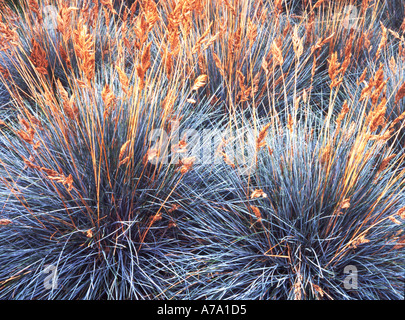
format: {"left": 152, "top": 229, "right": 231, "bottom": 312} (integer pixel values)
{"left": 174, "top": 101, "right": 405, "bottom": 299}
{"left": 0, "top": 58, "right": 195, "bottom": 300}
{"left": 0, "top": 0, "right": 210, "bottom": 299}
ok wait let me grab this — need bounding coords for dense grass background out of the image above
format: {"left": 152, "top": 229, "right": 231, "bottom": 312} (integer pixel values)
{"left": 0, "top": 0, "right": 404, "bottom": 300}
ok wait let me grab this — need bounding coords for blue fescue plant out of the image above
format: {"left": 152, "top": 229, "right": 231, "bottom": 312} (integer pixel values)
{"left": 0, "top": 55, "right": 217, "bottom": 299}
{"left": 174, "top": 101, "right": 405, "bottom": 299}
{"left": 0, "top": 0, "right": 212, "bottom": 299}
